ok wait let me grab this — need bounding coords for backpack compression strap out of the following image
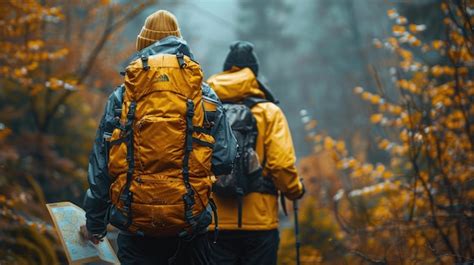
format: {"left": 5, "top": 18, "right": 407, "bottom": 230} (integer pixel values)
{"left": 118, "top": 100, "right": 137, "bottom": 229}
{"left": 180, "top": 99, "right": 197, "bottom": 238}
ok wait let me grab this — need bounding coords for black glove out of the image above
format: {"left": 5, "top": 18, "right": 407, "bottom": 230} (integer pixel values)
{"left": 295, "top": 179, "right": 305, "bottom": 200}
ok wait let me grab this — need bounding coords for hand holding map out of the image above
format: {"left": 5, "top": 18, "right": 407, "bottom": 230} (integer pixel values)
{"left": 79, "top": 225, "right": 103, "bottom": 245}
{"left": 46, "top": 202, "right": 119, "bottom": 265}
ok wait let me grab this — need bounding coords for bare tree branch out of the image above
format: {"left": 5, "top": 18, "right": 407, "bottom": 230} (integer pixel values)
{"left": 41, "top": 1, "right": 155, "bottom": 132}
{"left": 351, "top": 250, "right": 387, "bottom": 265}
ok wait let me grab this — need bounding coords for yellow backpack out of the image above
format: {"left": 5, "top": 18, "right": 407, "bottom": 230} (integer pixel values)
{"left": 106, "top": 53, "right": 215, "bottom": 237}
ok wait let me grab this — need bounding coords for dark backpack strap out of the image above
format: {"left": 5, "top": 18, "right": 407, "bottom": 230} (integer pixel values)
{"left": 103, "top": 85, "right": 125, "bottom": 138}
{"left": 117, "top": 101, "right": 137, "bottom": 229}
{"left": 209, "top": 198, "right": 219, "bottom": 243}
{"left": 176, "top": 52, "right": 187, "bottom": 68}
{"left": 242, "top": 97, "right": 269, "bottom": 109}
{"left": 235, "top": 145, "right": 245, "bottom": 228}
{"left": 248, "top": 175, "right": 277, "bottom": 195}
{"left": 280, "top": 192, "right": 288, "bottom": 216}
{"left": 112, "top": 85, "right": 125, "bottom": 114}
{"left": 237, "top": 195, "right": 243, "bottom": 228}
{"left": 193, "top": 126, "right": 212, "bottom": 135}
{"left": 179, "top": 99, "right": 197, "bottom": 238}
{"left": 141, "top": 55, "right": 150, "bottom": 71}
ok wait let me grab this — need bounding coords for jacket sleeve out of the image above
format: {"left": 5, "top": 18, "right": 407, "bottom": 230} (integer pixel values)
{"left": 83, "top": 86, "right": 123, "bottom": 235}
{"left": 201, "top": 83, "right": 237, "bottom": 175}
{"left": 263, "top": 104, "right": 304, "bottom": 200}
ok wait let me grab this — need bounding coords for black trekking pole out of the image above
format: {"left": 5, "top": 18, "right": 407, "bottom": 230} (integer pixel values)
{"left": 293, "top": 200, "right": 301, "bottom": 265}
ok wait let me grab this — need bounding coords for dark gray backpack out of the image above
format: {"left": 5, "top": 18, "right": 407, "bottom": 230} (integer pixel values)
{"left": 213, "top": 97, "right": 278, "bottom": 227}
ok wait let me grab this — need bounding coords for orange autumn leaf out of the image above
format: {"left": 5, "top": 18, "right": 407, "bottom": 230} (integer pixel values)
{"left": 370, "top": 113, "right": 384, "bottom": 124}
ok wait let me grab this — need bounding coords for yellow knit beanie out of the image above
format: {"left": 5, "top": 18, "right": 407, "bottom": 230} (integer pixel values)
{"left": 136, "top": 10, "right": 181, "bottom": 51}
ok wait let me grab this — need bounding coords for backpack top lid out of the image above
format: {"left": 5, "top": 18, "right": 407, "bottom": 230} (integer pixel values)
{"left": 207, "top": 67, "right": 265, "bottom": 103}
{"left": 124, "top": 53, "right": 203, "bottom": 102}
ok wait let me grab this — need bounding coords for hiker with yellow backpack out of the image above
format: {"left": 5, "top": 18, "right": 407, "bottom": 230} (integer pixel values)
{"left": 80, "top": 10, "right": 237, "bottom": 265}
{"left": 207, "top": 41, "right": 305, "bottom": 265}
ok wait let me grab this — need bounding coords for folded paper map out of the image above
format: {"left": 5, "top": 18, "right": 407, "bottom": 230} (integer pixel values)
{"left": 46, "top": 202, "right": 119, "bottom": 265}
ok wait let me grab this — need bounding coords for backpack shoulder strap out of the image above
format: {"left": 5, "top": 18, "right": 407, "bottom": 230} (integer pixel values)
{"left": 112, "top": 85, "right": 125, "bottom": 116}
{"left": 103, "top": 85, "right": 125, "bottom": 138}
{"left": 242, "top": 97, "right": 269, "bottom": 109}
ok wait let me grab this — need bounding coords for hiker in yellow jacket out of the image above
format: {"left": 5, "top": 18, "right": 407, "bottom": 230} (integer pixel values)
{"left": 207, "top": 41, "right": 305, "bottom": 265}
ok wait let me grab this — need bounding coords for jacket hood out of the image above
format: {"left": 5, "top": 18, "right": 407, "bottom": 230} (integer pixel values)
{"left": 207, "top": 67, "right": 266, "bottom": 103}
{"left": 123, "top": 36, "right": 194, "bottom": 67}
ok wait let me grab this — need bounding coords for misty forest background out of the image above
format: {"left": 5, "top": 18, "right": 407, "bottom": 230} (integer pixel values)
{"left": 1, "top": 0, "right": 473, "bottom": 264}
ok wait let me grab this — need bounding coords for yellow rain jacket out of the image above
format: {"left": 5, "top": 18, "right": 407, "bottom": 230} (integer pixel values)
{"left": 207, "top": 68, "right": 304, "bottom": 230}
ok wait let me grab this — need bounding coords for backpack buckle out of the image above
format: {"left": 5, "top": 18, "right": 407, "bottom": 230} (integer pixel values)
{"left": 186, "top": 108, "right": 194, "bottom": 117}
{"left": 119, "top": 191, "right": 129, "bottom": 202}
{"left": 103, "top": 131, "right": 112, "bottom": 140}
{"left": 141, "top": 55, "right": 150, "bottom": 71}
{"left": 185, "top": 209, "right": 193, "bottom": 218}
{"left": 114, "top": 108, "right": 122, "bottom": 117}
{"left": 182, "top": 167, "right": 189, "bottom": 175}
{"left": 176, "top": 52, "right": 186, "bottom": 68}
{"left": 127, "top": 102, "right": 137, "bottom": 118}
{"left": 183, "top": 194, "right": 195, "bottom": 206}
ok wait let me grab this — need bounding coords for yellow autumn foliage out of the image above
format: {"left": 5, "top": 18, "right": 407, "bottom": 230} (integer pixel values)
{"left": 297, "top": 2, "right": 474, "bottom": 264}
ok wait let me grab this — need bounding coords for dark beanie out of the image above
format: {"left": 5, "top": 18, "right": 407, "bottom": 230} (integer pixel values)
{"left": 223, "top": 41, "right": 259, "bottom": 76}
